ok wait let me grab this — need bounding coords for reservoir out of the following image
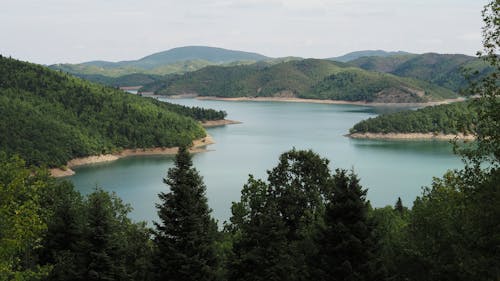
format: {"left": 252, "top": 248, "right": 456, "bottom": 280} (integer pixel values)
{"left": 69, "top": 99, "right": 463, "bottom": 224}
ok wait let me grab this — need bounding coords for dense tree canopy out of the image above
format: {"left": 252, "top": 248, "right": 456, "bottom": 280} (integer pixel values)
{"left": 0, "top": 56, "right": 226, "bottom": 167}
{"left": 145, "top": 59, "right": 456, "bottom": 103}
{"left": 350, "top": 101, "right": 477, "bottom": 135}
{"left": 227, "top": 149, "right": 383, "bottom": 281}
{"left": 0, "top": 2, "right": 498, "bottom": 281}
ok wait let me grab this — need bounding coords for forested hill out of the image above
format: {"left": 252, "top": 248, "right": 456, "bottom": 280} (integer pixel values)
{"left": 349, "top": 101, "right": 477, "bottom": 135}
{"left": 49, "top": 46, "right": 270, "bottom": 77}
{"left": 328, "top": 50, "right": 413, "bottom": 62}
{"left": 348, "top": 53, "right": 492, "bottom": 92}
{"left": 143, "top": 59, "right": 457, "bottom": 103}
{"left": 0, "top": 55, "right": 226, "bottom": 167}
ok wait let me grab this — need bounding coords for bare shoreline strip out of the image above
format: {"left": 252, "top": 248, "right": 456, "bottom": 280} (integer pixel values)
{"left": 347, "top": 132, "right": 475, "bottom": 141}
{"left": 201, "top": 119, "right": 242, "bottom": 128}
{"left": 50, "top": 135, "right": 215, "bottom": 178}
{"left": 141, "top": 92, "right": 465, "bottom": 107}
{"left": 196, "top": 96, "right": 466, "bottom": 107}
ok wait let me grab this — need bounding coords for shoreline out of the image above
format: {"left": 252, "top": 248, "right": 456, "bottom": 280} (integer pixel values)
{"left": 140, "top": 92, "right": 465, "bottom": 107}
{"left": 50, "top": 135, "right": 215, "bottom": 178}
{"left": 347, "top": 132, "right": 475, "bottom": 141}
{"left": 201, "top": 119, "right": 242, "bottom": 128}
{"left": 195, "top": 96, "right": 466, "bottom": 107}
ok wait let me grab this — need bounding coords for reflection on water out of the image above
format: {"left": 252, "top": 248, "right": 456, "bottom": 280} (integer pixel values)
{"left": 351, "top": 139, "right": 455, "bottom": 156}
{"left": 341, "top": 106, "right": 418, "bottom": 115}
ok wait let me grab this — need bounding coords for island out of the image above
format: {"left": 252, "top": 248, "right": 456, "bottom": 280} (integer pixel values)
{"left": 347, "top": 101, "right": 477, "bottom": 140}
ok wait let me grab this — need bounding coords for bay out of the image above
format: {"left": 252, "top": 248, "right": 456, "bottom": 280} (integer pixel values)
{"left": 70, "top": 99, "right": 463, "bottom": 224}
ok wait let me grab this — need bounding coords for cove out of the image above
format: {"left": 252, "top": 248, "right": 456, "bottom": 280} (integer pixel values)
{"left": 69, "top": 99, "right": 464, "bottom": 224}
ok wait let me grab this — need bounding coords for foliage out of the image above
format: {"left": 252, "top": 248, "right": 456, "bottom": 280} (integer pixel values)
{"left": 0, "top": 153, "right": 51, "bottom": 280}
{"left": 458, "top": 0, "right": 500, "bottom": 172}
{"left": 0, "top": 56, "right": 226, "bottom": 167}
{"left": 370, "top": 4, "right": 500, "bottom": 280}
{"left": 147, "top": 59, "right": 457, "bottom": 103}
{"left": 228, "top": 149, "right": 383, "bottom": 281}
{"left": 51, "top": 59, "right": 222, "bottom": 78}
{"left": 369, "top": 204, "right": 409, "bottom": 279}
{"left": 349, "top": 53, "right": 492, "bottom": 92}
{"left": 74, "top": 73, "right": 164, "bottom": 87}
{"left": 228, "top": 176, "right": 293, "bottom": 281}
{"left": 350, "top": 101, "right": 477, "bottom": 135}
{"left": 314, "top": 169, "right": 385, "bottom": 281}
{"left": 153, "top": 146, "right": 219, "bottom": 281}
{"left": 328, "top": 50, "right": 414, "bottom": 63}
{"left": 49, "top": 46, "right": 269, "bottom": 77}
{"left": 306, "top": 69, "right": 455, "bottom": 102}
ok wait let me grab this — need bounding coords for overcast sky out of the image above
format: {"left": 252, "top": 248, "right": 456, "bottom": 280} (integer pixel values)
{"left": 0, "top": 0, "right": 488, "bottom": 64}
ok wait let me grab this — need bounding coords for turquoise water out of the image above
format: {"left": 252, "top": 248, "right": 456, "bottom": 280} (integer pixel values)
{"left": 70, "top": 99, "right": 463, "bottom": 224}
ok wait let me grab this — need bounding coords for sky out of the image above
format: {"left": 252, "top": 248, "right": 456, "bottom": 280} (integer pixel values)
{"left": 0, "top": 0, "right": 489, "bottom": 64}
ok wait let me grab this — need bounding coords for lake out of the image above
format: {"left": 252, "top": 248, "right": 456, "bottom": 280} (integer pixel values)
{"left": 69, "top": 98, "right": 464, "bottom": 224}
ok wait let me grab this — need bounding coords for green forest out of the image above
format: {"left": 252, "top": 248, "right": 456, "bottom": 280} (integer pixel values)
{"left": 1, "top": 18, "right": 499, "bottom": 277}
{"left": 49, "top": 46, "right": 270, "bottom": 77}
{"left": 348, "top": 53, "right": 492, "bottom": 92}
{"left": 349, "top": 101, "right": 478, "bottom": 135}
{"left": 1, "top": 1, "right": 499, "bottom": 281}
{"left": 143, "top": 59, "right": 457, "bottom": 103}
{"left": 0, "top": 56, "right": 226, "bottom": 167}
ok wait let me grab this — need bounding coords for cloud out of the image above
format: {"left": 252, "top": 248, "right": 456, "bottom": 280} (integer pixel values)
{"left": 458, "top": 32, "right": 482, "bottom": 41}
{"left": 0, "top": 0, "right": 487, "bottom": 64}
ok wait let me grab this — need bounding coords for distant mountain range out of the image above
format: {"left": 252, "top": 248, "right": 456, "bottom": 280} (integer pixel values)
{"left": 142, "top": 59, "right": 457, "bottom": 103}
{"left": 328, "top": 50, "right": 413, "bottom": 63}
{"left": 50, "top": 46, "right": 271, "bottom": 77}
{"left": 80, "top": 46, "right": 269, "bottom": 69}
{"left": 49, "top": 47, "right": 414, "bottom": 78}
{"left": 348, "top": 53, "right": 491, "bottom": 92}
{"left": 47, "top": 46, "right": 491, "bottom": 103}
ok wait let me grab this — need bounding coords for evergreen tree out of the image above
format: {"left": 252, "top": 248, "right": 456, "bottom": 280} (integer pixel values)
{"left": 394, "top": 197, "right": 404, "bottom": 215}
{"left": 228, "top": 149, "right": 334, "bottom": 281}
{"left": 228, "top": 176, "right": 294, "bottom": 281}
{"left": 38, "top": 181, "right": 85, "bottom": 281}
{"left": 82, "top": 190, "right": 130, "bottom": 281}
{"left": 315, "top": 169, "right": 385, "bottom": 281}
{"left": 153, "top": 146, "right": 218, "bottom": 281}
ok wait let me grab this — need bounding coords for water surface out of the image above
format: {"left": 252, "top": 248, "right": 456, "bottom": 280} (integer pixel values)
{"left": 70, "top": 99, "right": 463, "bottom": 223}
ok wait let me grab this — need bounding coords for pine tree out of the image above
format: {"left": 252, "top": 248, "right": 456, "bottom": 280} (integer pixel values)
{"left": 82, "top": 190, "right": 130, "bottom": 281}
{"left": 315, "top": 169, "right": 385, "bottom": 281}
{"left": 153, "top": 146, "right": 218, "bottom": 281}
{"left": 394, "top": 197, "right": 404, "bottom": 215}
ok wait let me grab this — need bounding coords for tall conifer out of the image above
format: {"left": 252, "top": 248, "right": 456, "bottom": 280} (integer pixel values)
{"left": 153, "top": 146, "right": 218, "bottom": 281}
{"left": 316, "top": 169, "right": 385, "bottom": 281}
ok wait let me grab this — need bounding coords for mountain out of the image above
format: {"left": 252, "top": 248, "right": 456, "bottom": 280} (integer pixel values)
{"left": 50, "top": 46, "right": 270, "bottom": 77}
{"left": 0, "top": 55, "right": 226, "bottom": 167}
{"left": 348, "top": 53, "right": 492, "bottom": 92}
{"left": 143, "top": 59, "right": 457, "bottom": 103}
{"left": 328, "top": 50, "right": 414, "bottom": 62}
{"left": 122, "top": 46, "right": 269, "bottom": 68}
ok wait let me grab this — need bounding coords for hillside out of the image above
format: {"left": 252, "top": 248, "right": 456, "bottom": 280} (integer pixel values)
{"left": 144, "top": 59, "right": 457, "bottom": 103}
{"left": 328, "top": 50, "right": 413, "bottom": 62}
{"left": 127, "top": 46, "right": 269, "bottom": 68}
{"left": 349, "top": 101, "right": 477, "bottom": 135}
{"left": 349, "top": 53, "right": 491, "bottom": 92}
{"left": 50, "top": 46, "right": 270, "bottom": 77}
{"left": 0, "top": 55, "right": 226, "bottom": 167}
{"left": 75, "top": 73, "right": 165, "bottom": 87}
